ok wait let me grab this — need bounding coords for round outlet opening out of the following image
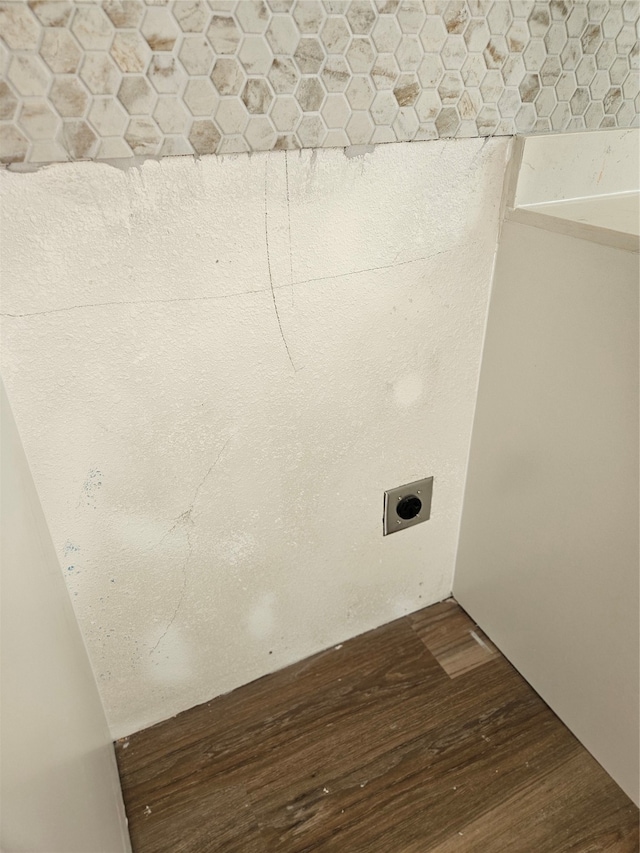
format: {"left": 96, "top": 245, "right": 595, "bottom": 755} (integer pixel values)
{"left": 396, "top": 495, "right": 422, "bottom": 520}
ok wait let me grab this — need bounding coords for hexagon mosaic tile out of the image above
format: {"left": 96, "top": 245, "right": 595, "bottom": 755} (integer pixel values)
{"left": 0, "top": 0, "right": 638, "bottom": 165}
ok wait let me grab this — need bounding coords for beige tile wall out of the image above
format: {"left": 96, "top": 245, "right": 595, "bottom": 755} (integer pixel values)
{"left": 1, "top": 0, "right": 638, "bottom": 166}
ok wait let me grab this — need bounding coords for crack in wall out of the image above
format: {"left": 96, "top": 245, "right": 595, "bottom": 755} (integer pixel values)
{"left": 290, "top": 251, "right": 451, "bottom": 288}
{"left": 0, "top": 289, "right": 268, "bottom": 319}
{"left": 468, "top": 135, "right": 496, "bottom": 171}
{"left": 149, "top": 436, "right": 233, "bottom": 656}
{"left": 0, "top": 251, "right": 460, "bottom": 320}
{"left": 148, "top": 522, "right": 193, "bottom": 657}
{"left": 264, "top": 159, "right": 297, "bottom": 373}
{"left": 284, "top": 150, "right": 294, "bottom": 308}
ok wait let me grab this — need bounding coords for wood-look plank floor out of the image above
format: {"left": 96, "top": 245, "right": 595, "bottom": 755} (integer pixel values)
{"left": 116, "top": 599, "right": 639, "bottom": 853}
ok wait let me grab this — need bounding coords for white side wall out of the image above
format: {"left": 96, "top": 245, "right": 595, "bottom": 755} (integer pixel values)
{"left": 454, "top": 220, "right": 639, "bottom": 805}
{"left": 0, "top": 139, "right": 509, "bottom": 738}
{"left": 0, "top": 382, "right": 131, "bottom": 853}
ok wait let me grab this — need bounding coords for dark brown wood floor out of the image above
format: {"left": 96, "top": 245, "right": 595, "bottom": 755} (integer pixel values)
{"left": 116, "top": 599, "right": 639, "bottom": 852}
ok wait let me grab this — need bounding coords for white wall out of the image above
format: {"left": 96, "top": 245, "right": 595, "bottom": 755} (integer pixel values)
{"left": 513, "top": 128, "right": 640, "bottom": 207}
{"left": 454, "top": 218, "right": 639, "bottom": 805}
{"left": 0, "top": 138, "right": 509, "bottom": 738}
{"left": 1, "top": 382, "right": 131, "bottom": 852}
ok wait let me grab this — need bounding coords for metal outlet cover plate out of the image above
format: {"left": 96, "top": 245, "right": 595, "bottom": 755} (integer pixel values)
{"left": 383, "top": 477, "right": 433, "bottom": 535}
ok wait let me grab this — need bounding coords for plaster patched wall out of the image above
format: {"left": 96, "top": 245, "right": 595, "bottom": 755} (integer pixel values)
{"left": 1, "top": 138, "right": 509, "bottom": 738}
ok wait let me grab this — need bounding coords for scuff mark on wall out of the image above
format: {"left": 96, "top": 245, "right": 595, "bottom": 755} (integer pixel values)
{"left": 65, "top": 553, "right": 82, "bottom": 596}
{"left": 63, "top": 540, "right": 80, "bottom": 556}
{"left": 77, "top": 469, "right": 103, "bottom": 510}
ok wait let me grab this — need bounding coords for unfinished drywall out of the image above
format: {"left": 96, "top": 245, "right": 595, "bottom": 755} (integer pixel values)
{"left": 0, "top": 138, "right": 509, "bottom": 738}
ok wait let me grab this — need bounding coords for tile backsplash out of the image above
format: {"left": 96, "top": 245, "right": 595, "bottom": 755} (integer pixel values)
{"left": 1, "top": 0, "right": 638, "bottom": 166}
